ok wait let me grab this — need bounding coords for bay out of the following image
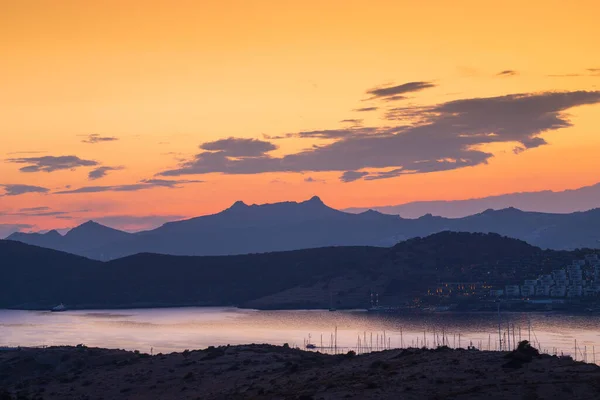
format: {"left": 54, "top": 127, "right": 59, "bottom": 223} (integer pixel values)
{"left": 2, "top": 308, "right": 599, "bottom": 362}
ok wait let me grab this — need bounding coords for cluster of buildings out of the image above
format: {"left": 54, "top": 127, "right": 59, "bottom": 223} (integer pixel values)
{"left": 428, "top": 282, "right": 490, "bottom": 297}
{"left": 498, "top": 254, "right": 600, "bottom": 299}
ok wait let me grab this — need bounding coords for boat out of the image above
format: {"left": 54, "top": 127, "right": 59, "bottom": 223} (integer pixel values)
{"left": 51, "top": 303, "right": 67, "bottom": 312}
{"left": 305, "top": 333, "right": 317, "bottom": 349}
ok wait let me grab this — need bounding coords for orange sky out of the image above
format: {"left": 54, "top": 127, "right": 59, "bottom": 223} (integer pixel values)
{"left": 1, "top": 0, "right": 600, "bottom": 233}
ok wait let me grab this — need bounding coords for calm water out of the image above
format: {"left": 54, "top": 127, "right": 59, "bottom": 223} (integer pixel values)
{"left": 1, "top": 308, "right": 599, "bottom": 361}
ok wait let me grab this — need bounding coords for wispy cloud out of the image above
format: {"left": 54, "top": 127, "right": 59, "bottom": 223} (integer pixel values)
{"left": 158, "top": 90, "right": 600, "bottom": 182}
{"left": 19, "top": 206, "right": 50, "bottom": 212}
{"left": 548, "top": 68, "right": 600, "bottom": 78}
{"left": 3, "top": 206, "right": 91, "bottom": 218}
{"left": 353, "top": 107, "right": 378, "bottom": 112}
{"left": 8, "top": 210, "right": 71, "bottom": 217}
{"left": 81, "top": 134, "right": 119, "bottom": 144}
{"left": 365, "top": 81, "right": 436, "bottom": 100}
{"left": 5, "top": 151, "right": 47, "bottom": 155}
{"left": 54, "top": 178, "right": 203, "bottom": 194}
{"left": 6, "top": 155, "right": 98, "bottom": 173}
{"left": 340, "top": 119, "right": 363, "bottom": 125}
{"left": 88, "top": 166, "right": 125, "bottom": 180}
{"left": 497, "top": 70, "right": 518, "bottom": 76}
{"left": 0, "top": 184, "right": 50, "bottom": 196}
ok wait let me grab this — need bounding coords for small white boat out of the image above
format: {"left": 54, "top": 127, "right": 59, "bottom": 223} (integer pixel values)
{"left": 51, "top": 303, "right": 67, "bottom": 312}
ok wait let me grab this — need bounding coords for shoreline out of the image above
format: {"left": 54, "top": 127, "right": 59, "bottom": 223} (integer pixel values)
{"left": 2, "top": 304, "right": 598, "bottom": 316}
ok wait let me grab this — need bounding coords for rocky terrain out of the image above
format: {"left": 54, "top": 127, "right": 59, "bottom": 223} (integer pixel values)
{"left": 1, "top": 342, "right": 600, "bottom": 399}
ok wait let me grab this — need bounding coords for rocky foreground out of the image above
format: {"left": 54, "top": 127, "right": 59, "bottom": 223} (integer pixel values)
{"left": 1, "top": 343, "right": 600, "bottom": 399}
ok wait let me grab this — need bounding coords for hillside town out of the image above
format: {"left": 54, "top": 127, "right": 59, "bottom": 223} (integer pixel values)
{"left": 425, "top": 254, "right": 600, "bottom": 312}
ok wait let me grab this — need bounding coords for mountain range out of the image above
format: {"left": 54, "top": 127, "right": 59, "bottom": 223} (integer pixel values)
{"left": 6, "top": 195, "right": 600, "bottom": 260}
{"left": 0, "top": 232, "right": 580, "bottom": 310}
{"left": 345, "top": 182, "right": 600, "bottom": 218}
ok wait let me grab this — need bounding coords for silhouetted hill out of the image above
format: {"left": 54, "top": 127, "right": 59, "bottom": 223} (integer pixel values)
{"left": 345, "top": 182, "right": 600, "bottom": 218}
{"left": 6, "top": 197, "right": 600, "bottom": 260}
{"left": 6, "top": 220, "right": 133, "bottom": 259}
{"left": 0, "top": 232, "right": 580, "bottom": 310}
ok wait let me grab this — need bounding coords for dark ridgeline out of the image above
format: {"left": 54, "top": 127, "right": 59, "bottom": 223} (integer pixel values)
{"left": 5, "top": 196, "right": 600, "bottom": 261}
{"left": 0, "top": 232, "right": 581, "bottom": 310}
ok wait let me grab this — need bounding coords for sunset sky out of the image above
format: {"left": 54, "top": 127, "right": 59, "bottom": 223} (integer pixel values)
{"left": 1, "top": 0, "right": 600, "bottom": 235}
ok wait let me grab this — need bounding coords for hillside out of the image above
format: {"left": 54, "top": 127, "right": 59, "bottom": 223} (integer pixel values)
{"left": 0, "top": 233, "right": 581, "bottom": 310}
{"left": 6, "top": 197, "right": 600, "bottom": 261}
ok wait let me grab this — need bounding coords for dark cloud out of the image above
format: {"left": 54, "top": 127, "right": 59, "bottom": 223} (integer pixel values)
{"left": 0, "top": 184, "right": 50, "bottom": 196}
{"left": 54, "top": 178, "right": 203, "bottom": 194}
{"left": 88, "top": 166, "right": 125, "bottom": 180}
{"left": 497, "top": 70, "right": 518, "bottom": 76}
{"left": 200, "top": 137, "right": 277, "bottom": 157}
{"left": 340, "top": 171, "right": 369, "bottom": 183}
{"left": 158, "top": 91, "right": 600, "bottom": 182}
{"left": 353, "top": 107, "right": 378, "bottom": 112}
{"left": 0, "top": 223, "right": 36, "bottom": 239}
{"left": 304, "top": 176, "right": 325, "bottom": 183}
{"left": 366, "top": 81, "right": 436, "bottom": 100}
{"left": 6, "top": 155, "right": 98, "bottom": 173}
{"left": 82, "top": 134, "right": 119, "bottom": 144}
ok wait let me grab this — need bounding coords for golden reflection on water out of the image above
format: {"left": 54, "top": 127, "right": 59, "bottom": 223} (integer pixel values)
{"left": 1, "top": 308, "right": 600, "bottom": 360}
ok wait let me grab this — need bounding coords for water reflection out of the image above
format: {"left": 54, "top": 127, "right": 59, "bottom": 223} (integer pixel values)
{"left": 1, "top": 308, "right": 599, "bottom": 362}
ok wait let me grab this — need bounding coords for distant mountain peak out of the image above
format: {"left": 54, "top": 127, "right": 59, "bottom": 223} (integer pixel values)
{"left": 44, "top": 229, "right": 63, "bottom": 237}
{"left": 228, "top": 200, "right": 249, "bottom": 211}
{"left": 480, "top": 207, "right": 523, "bottom": 215}
{"left": 305, "top": 195, "right": 324, "bottom": 204}
{"left": 80, "top": 220, "right": 101, "bottom": 227}
{"left": 69, "top": 220, "right": 105, "bottom": 232}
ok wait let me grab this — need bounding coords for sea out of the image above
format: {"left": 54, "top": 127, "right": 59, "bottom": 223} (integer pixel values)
{"left": 1, "top": 308, "right": 599, "bottom": 362}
